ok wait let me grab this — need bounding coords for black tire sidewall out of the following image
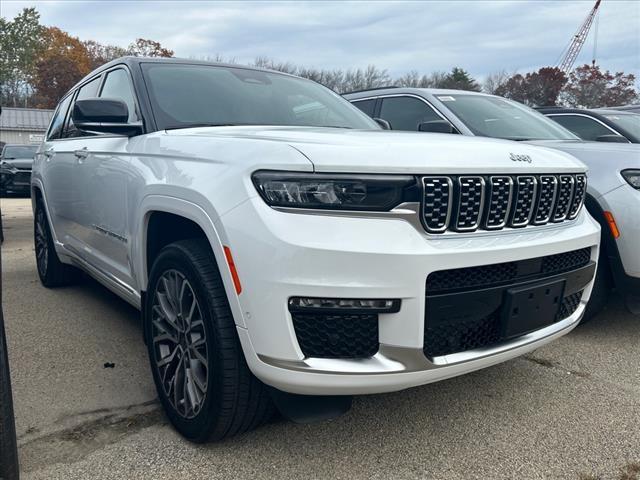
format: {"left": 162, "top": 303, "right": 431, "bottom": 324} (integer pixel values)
{"left": 144, "top": 245, "right": 229, "bottom": 442}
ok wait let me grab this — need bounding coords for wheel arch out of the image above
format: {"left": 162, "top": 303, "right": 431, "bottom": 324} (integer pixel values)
{"left": 137, "top": 195, "right": 246, "bottom": 328}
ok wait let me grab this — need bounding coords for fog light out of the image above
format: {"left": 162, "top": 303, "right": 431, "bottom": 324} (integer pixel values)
{"left": 288, "top": 297, "right": 401, "bottom": 313}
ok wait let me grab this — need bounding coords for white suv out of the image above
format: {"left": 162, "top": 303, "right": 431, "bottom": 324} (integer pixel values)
{"left": 33, "top": 58, "right": 600, "bottom": 442}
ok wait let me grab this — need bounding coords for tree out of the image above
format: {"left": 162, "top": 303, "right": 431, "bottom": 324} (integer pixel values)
{"left": 83, "top": 40, "right": 127, "bottom": 70}
{"left": 483, "top": 70, "right": 510, "bottom": 94}
{"left": 561, "top": 64, "right": 639, "bottom": 108}
{"left": 495, "top": 67, "right": 567, "bottom": 106}
{"left": 127, "top": 38, "right": 173, "bottom": 58}
{"left": 32, "top": 27, "right": 92, "bottom": 108}
{"left": 438, "top": 67, "right": 481, "bottom": 91}
{"left": 0, "top": 7, "right": 45, "bottom": 106}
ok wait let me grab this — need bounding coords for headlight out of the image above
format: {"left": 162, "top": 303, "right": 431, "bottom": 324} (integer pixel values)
{"left": 621, "top": 169, "right": 640, "bottom": 189}
{"left": 252, "top": 171, "right": 416, "bottom": 211}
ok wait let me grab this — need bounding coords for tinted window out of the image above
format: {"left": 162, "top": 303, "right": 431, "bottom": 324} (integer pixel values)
{"left": 549, "top": 115, "right": 615, "bottom": 141}
{"left": 352, "top": 99, "right": 376, "bottom": 117}
{"left": 439, "top": 95, "right": 577, "bottom": 141}
{"left": 100, "top": 69, "right": 139, "bottom": 122}
{"left": 64, "top": 76, "right": 102, "bottom": 138}
{"left": 47, "top": 95, "right": 73, "bottom": 141}
{"left": 379, "top": 96, "right": 442, "bottom": 131}
{"left": 2, "top": 145, "right": 38, "bottom": 159}
{"left": 142, "top": 63, "right": 377, "bottom": 130}
{"left": 602, "top": 113, "right": 640, "bottom": 138}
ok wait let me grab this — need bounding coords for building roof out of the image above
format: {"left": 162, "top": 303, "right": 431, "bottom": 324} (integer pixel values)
{"left": 0, "top": 107, "right": 54, "bottom": 132}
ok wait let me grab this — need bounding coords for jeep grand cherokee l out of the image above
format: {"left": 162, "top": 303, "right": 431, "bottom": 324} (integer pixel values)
{"left": 33, "top": 58, "right": 600, "bottom": 441}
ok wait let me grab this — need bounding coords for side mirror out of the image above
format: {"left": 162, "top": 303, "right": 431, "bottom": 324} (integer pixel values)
{"left": 595, "top": 134, "right": 628, "bottom": 143}
{"left": 418, "top": 120, "right": 455, "bottom": 134}
{"left": 72, "top": 98, "right": 142, "bottom": 136}
{"left": 373, "top": 118, "right": 392, "bottom": 130}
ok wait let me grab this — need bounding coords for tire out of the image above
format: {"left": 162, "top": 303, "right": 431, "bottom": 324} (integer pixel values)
{"left": 581, "top": 248, "right": 611, "bottom": 324}
{"left": 34, "top": 201, "right": 78, "bottom": 288}
{"left": 144, "top": 239, "right": 274, "bottom": 442}
{"left": 0, "top": 310, "right": 19, "bottom": 480}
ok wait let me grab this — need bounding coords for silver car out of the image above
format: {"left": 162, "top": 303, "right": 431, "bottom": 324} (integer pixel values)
{"left": 345, "top": 88, "right": 640, "bottom": 317}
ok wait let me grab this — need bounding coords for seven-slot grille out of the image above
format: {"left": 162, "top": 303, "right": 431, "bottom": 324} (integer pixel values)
{"left": 421, "top": 174, "right": 586, "bottom": 234}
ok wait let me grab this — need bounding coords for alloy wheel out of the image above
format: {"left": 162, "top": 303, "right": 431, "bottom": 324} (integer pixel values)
{"left": 151, "top": 269, "right": 209, "bottom": 419}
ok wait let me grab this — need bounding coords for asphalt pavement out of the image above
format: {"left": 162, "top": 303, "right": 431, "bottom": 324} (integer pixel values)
{"left": 1, "top": 197, "right": 638, "bottom": 480}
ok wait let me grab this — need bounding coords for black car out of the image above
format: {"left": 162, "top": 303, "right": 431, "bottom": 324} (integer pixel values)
{"left": 538, "top": 107, "right": 640, "bottom": 143}
{"left": 0, "top": 144, "right": 38, "bottom": 196}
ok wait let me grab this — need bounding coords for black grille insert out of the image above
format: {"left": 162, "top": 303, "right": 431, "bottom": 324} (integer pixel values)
{"left": 292, "top": 313, "right": 379, "bottom": 358}
{"left": 426, "top": 247, "right": 591, "bottom": 294}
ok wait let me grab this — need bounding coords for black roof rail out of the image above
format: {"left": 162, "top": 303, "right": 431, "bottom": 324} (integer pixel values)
{"left": 341, "top": 85, "right": 399, "bottom": 96}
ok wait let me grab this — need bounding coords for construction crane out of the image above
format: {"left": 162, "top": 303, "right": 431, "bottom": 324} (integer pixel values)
{"left": 556, "top": 0, "right": 602, "bottom": 74}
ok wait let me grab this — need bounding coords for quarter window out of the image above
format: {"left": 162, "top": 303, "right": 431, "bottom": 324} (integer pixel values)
{"left": 100, "top": 68, "right": 139, "bottom": 122}
{"left": 379, "top": 96, "right": 443, "bottom": 131}
{"left": 548, "top": 115, "right": 615, "bottom": 141}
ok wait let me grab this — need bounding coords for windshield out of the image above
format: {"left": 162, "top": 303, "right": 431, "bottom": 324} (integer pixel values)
{"left": 142, "top": 63, "right": 379, "bottom": 130}
{"left": 2, "top": 145, "right": 38, "bottom": 159}
{"left": 437, "top": 94, "right": 578, "bottom": 141}
{"left": 603, "top": 113, "right": 640, "bottom": 138}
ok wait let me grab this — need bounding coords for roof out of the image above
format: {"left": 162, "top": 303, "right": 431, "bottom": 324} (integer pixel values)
{"left": 536, "top": 107, "right": 637, "bottom": 116}
{"left": 0, "top": 107, "right": 54, "bottom": 131}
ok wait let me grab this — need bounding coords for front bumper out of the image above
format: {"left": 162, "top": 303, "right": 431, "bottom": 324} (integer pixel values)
{"left": 221, "top": 197, "right": 600, "bottom": 395}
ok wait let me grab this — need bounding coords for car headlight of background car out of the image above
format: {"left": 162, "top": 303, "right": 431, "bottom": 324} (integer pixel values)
{"left": 621, "top": 169, "right": 640, "bottom": 189}
{"left": 252, "top": 171, "right": 416, "bottom": 210}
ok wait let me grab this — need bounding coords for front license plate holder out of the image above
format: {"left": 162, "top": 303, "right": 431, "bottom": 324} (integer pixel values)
{"left": 501, "top": 279, "right": 566, "bottom": 339}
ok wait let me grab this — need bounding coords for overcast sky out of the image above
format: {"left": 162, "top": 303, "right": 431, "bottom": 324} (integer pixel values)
{"left": 3, "top": 0, "right": 639, "bottom": 80}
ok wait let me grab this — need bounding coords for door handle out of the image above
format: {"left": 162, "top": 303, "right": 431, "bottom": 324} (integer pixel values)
{"left": 44, "top": 148, "right": 55, "bottom": 160}
{"left": 74, "top": 148, "right": 89, "bottom": 161}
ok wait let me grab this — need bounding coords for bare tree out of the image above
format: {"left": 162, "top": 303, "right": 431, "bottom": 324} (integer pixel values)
{"left": 483, "top": 70, "right": 510, "bottom": 94}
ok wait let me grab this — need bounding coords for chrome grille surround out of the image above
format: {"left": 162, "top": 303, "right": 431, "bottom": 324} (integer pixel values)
{"left": 420, "top": 173, "right": 586, "bottom": 234}
{"left": 568, "top": 174, "right": 587, "bottom": 220}
{"left": 484, "top": 176, "right": 514, "bottom": 230}
{"left": 455, "top": 176, "right": 485, "bottom": 231}
{"left": 552, "top": 175, "right": 575, "bottom": 222}
{"left": 509, "top": 176, "right": 538, "bottom": 227}
{"left": 533, "top": 175, "right": 558, "bottom": 224}
{"left": 421, "top": 176, "right": 453, "bottom": 233}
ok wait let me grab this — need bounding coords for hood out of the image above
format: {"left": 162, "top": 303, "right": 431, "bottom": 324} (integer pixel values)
{"left": 0, "top": 158, "right": 33, "bottom": 170}
{"left": 168, "top": 126, "right": 586, "bottom": 174}
{"left": 527, "top": 140, "right": 640, "bottom": 197}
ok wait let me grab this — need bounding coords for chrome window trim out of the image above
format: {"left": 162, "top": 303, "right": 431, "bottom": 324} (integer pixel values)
{"left": 533, "top": 175, "right": 558, "bottom": 225}
{"left": 455, "top": 176, "right": 485, "bottom": 232}
{"left": 484, "top": 175, "right": 514, "bottom": 230}
{"left": 510, "top": 175, "right": 538, "bottom": 227}
{"left": 421, "top": 176, "right": 453, "bottom": 233}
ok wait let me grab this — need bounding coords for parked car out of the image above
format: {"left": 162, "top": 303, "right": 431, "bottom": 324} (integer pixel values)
{"left": 33, "top": 57, "right": 599, "bottom": 441}
{"left": 345, "top": 88, "right": 640, "bottom": 317}
{"left": 1, "top": 144, "right": 38, "bottom": 196}
{"left": 608, "top": 104, "right": 640, "bottom": 114}
{"left": 537, "top": 107, "right": 640, "bottom": 143}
